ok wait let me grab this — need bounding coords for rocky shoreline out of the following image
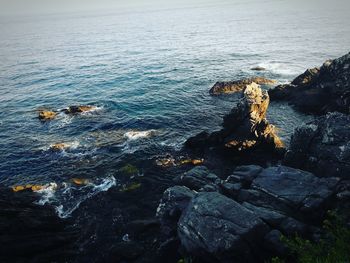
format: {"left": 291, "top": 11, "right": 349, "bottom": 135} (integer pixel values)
{"left": 156, "top": 52, "right": 350, "bottom": 262}
{"left": 1, "top": 52, "right": 349, "bottom": 263}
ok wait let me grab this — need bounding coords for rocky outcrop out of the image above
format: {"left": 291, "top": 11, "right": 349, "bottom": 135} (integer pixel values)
{"left": 269, "top": 52, "right": 350, "bottom": 114}
{"left": 209, "top": 77, "right": 276, "bottom": 95}
{"left": 38, "top": 110, "right": 57, "bottom": 121}
{"left": 156, "top": 165, "right": 342, "bottom": 262}
{"left": 174, "top": 166, "right": 220, "bottom": 191}
{"left": 37, "top": 105, "right": 97, "bottom": 121}
{"left": 284, "top": 112, "right": 350, "bottom": 179}
{"left": 178, "top": 192, "right": 270, "bottom": 262}
{"left": 187, "top": 83, "right": 284, "bottom": 155}
{"left": 63, "top": 105, "right": 97, "bottom": 114}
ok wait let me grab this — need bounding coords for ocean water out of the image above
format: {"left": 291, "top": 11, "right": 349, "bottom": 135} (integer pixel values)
{"left": 1, "top": 1, "right": 350, "bottom": 218}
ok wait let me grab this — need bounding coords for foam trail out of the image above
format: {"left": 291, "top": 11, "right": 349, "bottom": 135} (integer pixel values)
{"left": 124, "top": 130, "right": 156, "bottom": 141}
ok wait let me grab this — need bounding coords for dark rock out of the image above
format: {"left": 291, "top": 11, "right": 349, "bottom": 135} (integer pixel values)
{"left": 174, "top": 166, "right": 220, "bottom": 191}
{"left": 178, "top": 192, "right": 270, "bottom": 262}
{"left": 269, "top": 52, "right": 350, "bottom": 114}
{"left": 250, "top": 166, "right": 339, "bottom": 219}
{"left": 263, "top": 230, "right": 287, "bottom": 256}
{"left": 284, "top": 112, "right": 350, "bottom": 179}
{"left": 291, "top": 67, "right": 320, "bottom": 86}
{"left": 126, "top": 218, "right": 160, "bottom": 235}
{"left": 209, "top": 78, "right": 276, "bottom": 95}
{"left": 227, "top": 165, "right": 263, "bottom": 187}
{"left": 251, "top": 66, "right": 266, "bottom": 71}
{"left": 156, "top": 164, "right": 343, "bottom": 262}
{"left": 187, "top": 84, "right": 284, "bottom": 156}
{"left": 156, "top": 186, "right": 195, "bottom": 236}
{"left": 63, "top": 105, "right": 97, "bottom": 114}
{"left": 109, "top": 241, "right": 145, "bottom": 261}
{"left": 0, "top": 188, "right": 78, "bottom": 262}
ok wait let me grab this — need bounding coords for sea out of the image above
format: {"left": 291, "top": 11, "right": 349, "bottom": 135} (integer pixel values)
{"left": 0, "top": 0, "right": 349, "bottom": 224}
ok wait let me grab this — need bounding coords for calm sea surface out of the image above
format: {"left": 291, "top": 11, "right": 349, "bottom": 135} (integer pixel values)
{"left": 1, "top": 1, "right": 349, "bottom": 217}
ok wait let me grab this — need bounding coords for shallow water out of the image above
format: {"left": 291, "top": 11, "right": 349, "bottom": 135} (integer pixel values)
{"left": 0, "top": 1, "right": 349, "bottom": 217}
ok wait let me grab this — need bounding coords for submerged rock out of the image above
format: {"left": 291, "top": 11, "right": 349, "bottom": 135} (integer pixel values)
{"left": 49, "top": 143, "right": 70, "bottom": 151}
{"left": 71, "top": 178, "right": 91, "bottom": 186}
{"left": 119, "top": 182, "right": 142, "bottom": 192}
{"left": 187, "top": 83, "right": 284, "bottom": 155}
{"left": 38, "top": 110, "right": 57, "bottom": 121}
{"left": 11, "top": 183, "right": 58, "bottom": 193}
{"left": 251, "top": 66, "right": 266, "bottom": 71}
{"left": 284, "top": 112, "right": 350, "bottom": 178}
{"left": 269, "top": 52, "right": 350, "bottom": 114}
{"left": 63, "top": 105, "right": 97, "bottom": 114}
{"left": 209, "top": 77, "right": 276, "bottom": 95}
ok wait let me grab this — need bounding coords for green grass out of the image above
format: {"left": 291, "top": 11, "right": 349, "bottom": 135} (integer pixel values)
{"left": 273, "top": 211, "right": 350, "bottom": 263}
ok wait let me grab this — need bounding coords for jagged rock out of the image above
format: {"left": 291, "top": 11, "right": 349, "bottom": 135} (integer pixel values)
{"left": 187, "top": 83, "right": 284, "bottom": 155}
{"left": 178, "top": 192, "right": 270, "bottom": 262}
{"left": 284, "top": 112, "right": 350, "bottom": 178}
{"left": 248, "top": 166, "right": 339, "bottom": 219}
{"left": 173, "top": 166, "right": 220, "bottom": 191}
{"left": 156, "top": 186, "right": 195, "bottom": 236}
{"left": 209, "top": 77, "right": 276, "bottom": 95}
{"left": 38, "top": 110, "right": 57, "bottom": 120}
{"left": 269, "top": 52, "right": 350, "bottom": 114}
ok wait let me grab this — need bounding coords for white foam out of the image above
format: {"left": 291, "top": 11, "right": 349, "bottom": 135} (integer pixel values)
{"left": 80, "top": 106, "right": 104, "bottom": 115}
{"left": 34, "top": 183, "right": 59, "bottom": 205}
{"left": 57, "top": 175, "right": 116, "bottom": 218}
{"left": 124, "top": 130, "right": 156, "bottom": 141}
{"left": 252, "top": 62, "right": 303, "bottom": 76}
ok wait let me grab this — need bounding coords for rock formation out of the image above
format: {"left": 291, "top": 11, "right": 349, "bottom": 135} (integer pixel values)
{"left": 209, "top": 77, "right": 276, "bottom": 95}
{"left": 284, "top": 112, "right": 350, "bottom": 179}
{"left": 63, "top": 105, "right": 97, "bottom": 114}
{"left": 269, "top": 52, "right": 350, "bottom": 114}
{"left": 38, "top": 110, "right": 57, "bottom": 120}
{"left": 187, "top": 83, "right": 284, "bottom": 155}
{"left": 157, "top": 165, "right": 342, "bottom": 262}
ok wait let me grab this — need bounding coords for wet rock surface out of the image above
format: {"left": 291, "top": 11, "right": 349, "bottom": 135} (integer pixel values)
{"left": 209, "top": 77, "right": 276, "bottom": 95}
{"left": 284, "top": 112, "right": 350, "bottom": 179}
{"left": 269, "top": 52, "right": 350, "bottom": 114}
{"left": 157, "top": 165, "right": 343, "bottom": 262}
{"left": 0, "top": 188, "right": 79, "bottom": 262}
{"left": 187, "top": 83, "right": 284, "bottom": 159}
{"left": 38, "top": 110, "right": 57, "bottom": 120}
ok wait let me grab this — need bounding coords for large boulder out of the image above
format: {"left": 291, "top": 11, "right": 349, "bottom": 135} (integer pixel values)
{"left": 178, "top": 192, "right": 270, "bottom": 262}
{"left": 156, "top": 165, "right": 342, "bottom": 262}
{"left": 284, "top": 112, "right": 350, "bottom": 179}
{"left": 269, "top": 52, "right": 350, "bottom": 114}
{"left": 173, "top": 166, "right": 220, "bottom": 191}
{"left": 187, "top": 83, "right": 284, "bottom": 155}
{"left": 210, "top": 77, "right": 276, "bottom": 95}
{"left": 156, "top": 186, "right": 195, "bottom": 236}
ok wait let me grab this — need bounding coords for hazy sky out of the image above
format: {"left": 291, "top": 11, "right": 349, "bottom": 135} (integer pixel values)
{"left": 1, "top": 0, "right": 350, "bottom": 16}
